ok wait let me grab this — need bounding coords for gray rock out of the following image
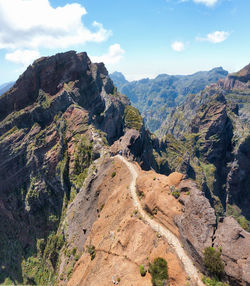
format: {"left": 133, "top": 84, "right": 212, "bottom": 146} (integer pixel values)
{"left": 214, "top": 217, "right": 250, "bottom": 285}
{"left": 175, "top": 180, "right": 217, "bottom": 267}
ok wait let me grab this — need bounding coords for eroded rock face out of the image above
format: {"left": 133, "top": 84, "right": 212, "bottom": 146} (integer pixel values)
{"left": 214, "top": 217, "right": 250, "bottom": 285}
{"left": 175, "top": 179, "right": 250, "bottom": 285}
{"left": 175, "top": 180, "right": 216, "bottom": 267}
{"left": 0, "top": 51, "right": 130, "bottom": 285}
{"left": 222, "top": 63, "right": 250, "bottom": 90}
{"left": 156, "top": 64, "right": 250, "bottom": 229}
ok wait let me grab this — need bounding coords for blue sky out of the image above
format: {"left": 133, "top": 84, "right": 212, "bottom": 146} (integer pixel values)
{"left": 0, "top": 0, "right": 249, "bottom": 84}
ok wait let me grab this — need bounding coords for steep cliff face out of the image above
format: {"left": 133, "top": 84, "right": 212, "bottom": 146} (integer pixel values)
{"left": 0, "top": 51, "right": 132, "bottom": 285}
{"left": 175, "top": 180, "right": 250, "bottom": 285}
{"left": 158, "top": 64, "right": 250, "bottom": 231}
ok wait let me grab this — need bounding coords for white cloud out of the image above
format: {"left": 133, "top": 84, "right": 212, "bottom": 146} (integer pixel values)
{"left": 193, "top": 0, "right": 218, "bottom": 6}
{"left": 5, "top": 49, "right": 40, "bottom": 66}
{"left": 196, "top": 31, "right": 230, "bottom": 43}
{"left": 0, "top": 0, "right": 111, "bottom": 64}
{"left": 90, "top": 44, "right": 125, "bottom": 65}
{"left": 171, "top": 41, "right": 185, "bottom": 52}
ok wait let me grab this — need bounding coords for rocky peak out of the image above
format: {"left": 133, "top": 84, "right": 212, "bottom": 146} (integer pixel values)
{"left": 0, "top": 51, "right": 116, "bottom": 123}
{"left": 222, "top": 63, "right": 250, "bottom": 90}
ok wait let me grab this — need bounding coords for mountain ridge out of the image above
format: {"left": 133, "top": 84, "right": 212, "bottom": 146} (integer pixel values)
{"left": 110, "top": 67, "right": 228, "bottom": 132}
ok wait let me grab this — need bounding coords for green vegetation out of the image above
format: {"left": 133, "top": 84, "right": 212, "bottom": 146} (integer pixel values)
{"left": 149, "top": 257, "right": 168, "bottom": 286}
{"left": 136, "top": 188, "right": 145, "bottom": 199}
{"left": 202, "top": 276, "right": 228, "bottom": 286}
{"left": 66, "top": 266, "right": 73, "bottom": 279}
{"left": 171, "top": 190, "right": 180, "bottom": 199}
{"left": 38, "top": 89, "right": 52, "bottom": 109}
{"left": 72, "top": 136, "right": 93, "bottom": 189}
{"left": 200, "top": 163, "right": 216, "bottom": 193}
{"left": 111, "top": 171, "right": 116, "bottom": 178}
{"left": 226, "top": 204, "right": 250, "bottom": 232}
{"left": 139, "top": 265, "right": 147, "bottom": 277}
{"left": 124, "top": 105, "right": 143, "bottom": 131}
{"left": 0, "top": 125, "right": 19, "bottom": 141}
{"left": 203, "top": 247, "right": 224, "bottom": 278}
{"left": 86, "top": 245, "right": 96, "bottom": 260}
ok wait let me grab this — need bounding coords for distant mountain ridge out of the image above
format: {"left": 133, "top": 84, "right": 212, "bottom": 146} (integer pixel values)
{"left": 0, "top": 81, "right": 14, "bottom": 96}
{"left": 110, "top": 67, "right": 228, "bottom": 132}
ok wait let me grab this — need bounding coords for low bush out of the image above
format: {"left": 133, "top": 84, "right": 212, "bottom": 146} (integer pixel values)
{"left": 202, "top": 276, "right": 228, "bottom": 286}
{"left": 171, "top": 190, "right": 180, "bottom": 199}
{"left": 86, "top": 245, "right": 96, "bottom": 260}
{"left": 140, "top": 265, "right": 147, "bottom": 277}
{"left": 203, "top": 247, "right": 224, "bottom": 278}
{"left": 149, "top": 257, "right": 168, "bottom": 286}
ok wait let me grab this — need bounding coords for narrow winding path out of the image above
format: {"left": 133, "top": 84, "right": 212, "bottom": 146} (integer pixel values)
{"left": 117, "top": 155, "right": 204, "bottom": 286}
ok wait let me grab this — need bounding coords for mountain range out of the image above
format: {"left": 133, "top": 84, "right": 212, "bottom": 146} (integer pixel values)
{"left": 110, "top": 68, "right": 228, "bottom": 132}
{"left": 0, "top": 82, "right": 14, "bottom": 96}
{"left": 0, "top": 52, "right": 249, "bottom": 286}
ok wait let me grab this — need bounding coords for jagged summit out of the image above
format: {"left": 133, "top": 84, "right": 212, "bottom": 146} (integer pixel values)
{"left": 0, "top": 51, "right": 116, "bottom": 122}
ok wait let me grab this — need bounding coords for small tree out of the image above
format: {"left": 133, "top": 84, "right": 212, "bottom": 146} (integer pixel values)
{"left": 149, "top": 257, "right": 168, "bottom": 286}
{"left": 203, "top": 247, "right": 224, "bottom": 278}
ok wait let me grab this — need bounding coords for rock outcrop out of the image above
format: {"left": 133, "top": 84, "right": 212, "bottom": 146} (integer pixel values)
{"left": 175, "top": 180, "right": 250, "bottom": 285}
{"left": 175, "top": 180, "right": 217, "bottom": 266}
{"left": 214, "top": 217, "right": 250, "bottom": 285}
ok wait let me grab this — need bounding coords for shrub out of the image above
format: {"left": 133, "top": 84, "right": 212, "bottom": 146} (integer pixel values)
{"left": 149, "top": 257, "right": 168, "bottom": 286}
{"left": 86, "top": 245, "right": 96, "bottom": 260}
{"left": 72, "top": 247, "right": 77, "bottom": 256}
{"left": 202, "top": 276, "right": 228, "bottom": 286}
{"left": 66, "top": 266, "right": 73, "bottom": 278}
{"left": 171, "top": 190, "right": 180, "bottom": 199}
{"left": 111, "top": 171, "right": 116, "bottom": 178}
{"left": 140, "top": 265, "right": 147, "bottom": 277}
{"left": 203, "top": 247, "right": 224, "bottom": 278}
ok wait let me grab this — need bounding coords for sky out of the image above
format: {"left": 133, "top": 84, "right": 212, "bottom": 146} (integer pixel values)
{"left": 0, "top": 0, "right": 249, "bottom": 84}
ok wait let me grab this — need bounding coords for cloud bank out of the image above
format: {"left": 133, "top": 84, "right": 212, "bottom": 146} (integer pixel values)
{"left": 0, "top": 0, "right": 112, "bottom": 65}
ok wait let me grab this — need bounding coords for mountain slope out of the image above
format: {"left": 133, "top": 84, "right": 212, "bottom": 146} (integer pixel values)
{"left": 157, "top": 64, "right": 250, "bottom": 230}
{"left": 0, "top": 51, "right": 132, "bottom": 285}
{"left": 110, "top": 68, "right": 228, "bottom": 132}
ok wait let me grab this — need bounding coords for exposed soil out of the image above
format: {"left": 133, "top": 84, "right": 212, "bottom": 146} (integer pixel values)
{"left": 68, "top": 157, "right": 188, "bottom": 286}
